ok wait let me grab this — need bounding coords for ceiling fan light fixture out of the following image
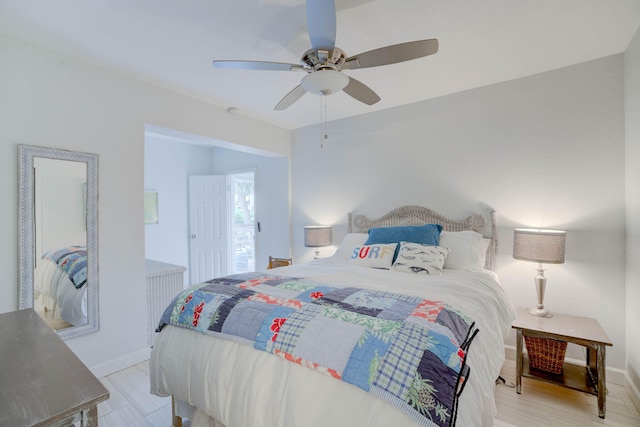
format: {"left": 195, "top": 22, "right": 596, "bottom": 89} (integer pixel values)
{"left": 301, "top": 70, "right": 349, "bottom": 95}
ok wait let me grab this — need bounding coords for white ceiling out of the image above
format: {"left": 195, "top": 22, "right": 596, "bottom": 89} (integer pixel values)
{"left": 1, "top": 0, "right": 639, "bottom": 130}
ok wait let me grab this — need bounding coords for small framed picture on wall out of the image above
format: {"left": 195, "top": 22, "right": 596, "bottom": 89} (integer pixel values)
{"left": 144, "top": 191, "right": 159, "bottom": 224}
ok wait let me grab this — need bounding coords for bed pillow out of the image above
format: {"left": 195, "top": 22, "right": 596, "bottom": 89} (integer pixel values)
{"left": 364, "top": 224, "right": 443, "bottom": 247}
{"left": 332, "top": 233, "right": 369, "bottom": 261}
{"left": 439, "top": 230, "right": 489, "bottom": 271}
{"left": 348, "top": 243, "right": 398, "bottom": 269}
{"left": 390, "top": 242, "right": 450, "bottom": 275}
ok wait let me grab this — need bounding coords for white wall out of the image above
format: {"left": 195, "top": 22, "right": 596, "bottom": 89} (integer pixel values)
{"left": 625, "top": 28, "right": 640, "bottom": 402}
{"left": 292, "top": 55, "right": 627, "bottom": 371}
{"left": 0, "top": 33, "right": 290, "bottom": 375}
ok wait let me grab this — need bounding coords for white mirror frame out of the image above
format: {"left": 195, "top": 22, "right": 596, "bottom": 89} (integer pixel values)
{"left": 18, "top": 144, "right": 99, "bottom": 339}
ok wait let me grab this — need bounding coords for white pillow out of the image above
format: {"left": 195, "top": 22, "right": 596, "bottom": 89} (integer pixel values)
{"left": 439, "top": 230, "right": 489, "bottom": 271}
{"left": 390, "top": 242, "right": 450, "bottom": 275}
{"left": 332, "top": 233, "right": 369, "bottom": 261}
{"left": 348, "top": 243, "right": 398, "bottom": 269}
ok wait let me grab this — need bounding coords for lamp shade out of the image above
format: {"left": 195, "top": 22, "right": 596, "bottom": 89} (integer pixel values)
{"left": 304, "top": 226, "right": 332, "bottom": 247}
{"left": 301, "top": 70, "right": 349, "bottom": 96}
{"left": 513, "top": 229, "right": 566, "bottom": 264}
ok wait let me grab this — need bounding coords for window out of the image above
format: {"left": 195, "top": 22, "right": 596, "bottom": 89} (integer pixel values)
{"left": 230, "top": 171, "right": 255, "bottom": 273}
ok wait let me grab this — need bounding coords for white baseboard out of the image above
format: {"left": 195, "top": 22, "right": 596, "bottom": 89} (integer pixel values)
{"left": 503, "top": 345, "right": 625, "bottom": 386}
{"left": 626, "top": 373, "right": 640, "bottom": 415}
{"left": 89, "top": 347, "right": 151, "bottom": 378}
{"left": 504, "top": 345, "right": 516, "bottom": 362}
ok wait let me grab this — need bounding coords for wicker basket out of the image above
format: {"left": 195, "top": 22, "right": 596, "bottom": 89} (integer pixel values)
{"left": 525, "top": 336, "right": 567, "bottom": 374}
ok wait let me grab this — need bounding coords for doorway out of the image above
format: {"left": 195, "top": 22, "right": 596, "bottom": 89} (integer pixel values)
{"left": 144, "top": 128, "right": 289, "bottom": 281}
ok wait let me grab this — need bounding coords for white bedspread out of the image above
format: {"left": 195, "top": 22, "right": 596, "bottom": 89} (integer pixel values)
{"left": 34, "top": 258, "right": 87, "bottom": 326}
{"left": 150, "top": 258, "right": 515, "bottom": 427}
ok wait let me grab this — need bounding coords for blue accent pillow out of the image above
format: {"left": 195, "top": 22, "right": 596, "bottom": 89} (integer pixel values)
{"left": 364, "top": 224, "right": 443, "bottom": 260}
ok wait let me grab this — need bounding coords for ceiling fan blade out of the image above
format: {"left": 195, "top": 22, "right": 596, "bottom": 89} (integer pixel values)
{"left": 343, "top": 77, "right": 381, "bottom": 105}
{"left": 212, "top": 60, "right": 304, "bottom": 72}
{"left": 342, "top": 39, "right": 439, "bottom": 70}
{"left": 306, "top": 0, "right": 336, "bottom": 55}
{"left": 274, "top": 85, "right": 307, "bottom": 110}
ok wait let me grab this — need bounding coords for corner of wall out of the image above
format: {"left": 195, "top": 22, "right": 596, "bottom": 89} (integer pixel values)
{"left": 626, "top": 365, "right": 640, "bottom": 415}
{"left": 90, "top": 347, "right": 151, "bottom": 378}
{"left": 625, "top": 23, "right": 640, "bottom": 420}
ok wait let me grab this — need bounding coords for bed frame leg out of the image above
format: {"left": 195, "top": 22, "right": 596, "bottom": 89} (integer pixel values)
{"left": 172, "top": 395, "right": 183, "bottom": 427}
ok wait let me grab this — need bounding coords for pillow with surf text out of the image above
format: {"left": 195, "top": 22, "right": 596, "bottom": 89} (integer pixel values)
{"left": 348, "top": 243, "right": 398, "bottom": 269}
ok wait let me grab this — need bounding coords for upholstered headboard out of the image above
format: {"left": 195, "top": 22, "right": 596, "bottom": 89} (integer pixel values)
{"left": 347, "top": 205, "right": 497, "bottom": 272}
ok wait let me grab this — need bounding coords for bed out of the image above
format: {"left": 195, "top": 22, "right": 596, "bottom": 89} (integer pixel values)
{"left": 34, "top": 245, "right": 88, "bottom": 327}
{"left": 150, "top": 205, "right": 515, "bottom": 427}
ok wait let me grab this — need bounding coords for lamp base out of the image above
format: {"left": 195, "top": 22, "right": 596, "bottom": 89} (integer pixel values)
{"left": 530, "top": 265, "right": 552, "bottom": 318}
{"left": 529, "top": 307, "right": 553, "bottom": 318}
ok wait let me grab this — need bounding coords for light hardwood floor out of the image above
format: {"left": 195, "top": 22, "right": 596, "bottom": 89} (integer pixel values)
{"left": 495, "top": 359, "right": 640, "bottom": 427}
{"left": 98, "top": 360, "right": 175, "bottom": 427}
{"left": 98, "top": 359, "right": 640, "bottom": 427}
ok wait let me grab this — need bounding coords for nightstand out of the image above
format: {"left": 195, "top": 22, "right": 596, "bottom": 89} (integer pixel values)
{"left": 512, "top": 308, "right": 612, "bottom": 418}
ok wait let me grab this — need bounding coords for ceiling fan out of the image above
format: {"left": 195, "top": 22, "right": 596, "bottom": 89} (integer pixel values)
{"left": 212, "top": 0, "right": 438, "bottom": 110}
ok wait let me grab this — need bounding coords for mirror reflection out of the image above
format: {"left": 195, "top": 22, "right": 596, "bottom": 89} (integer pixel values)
{"left": 19, "top": 145, "right": 99, "bottom": 339}
{"left": 33, "top": 158, "right": 88, "bottom": 329}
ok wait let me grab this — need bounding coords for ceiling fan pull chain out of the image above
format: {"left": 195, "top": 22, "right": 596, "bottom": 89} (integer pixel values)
{"left": 319, "top": 94, "right": 327, "bottom": 148}
{"left": 324, "top": 95, "right": 328, "bottom": 142}
{"left": 319, "top": 96, "right": 323, "bottom": 148}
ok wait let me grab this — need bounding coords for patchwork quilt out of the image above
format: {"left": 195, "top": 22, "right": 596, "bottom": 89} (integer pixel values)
{"left": 42, "top": 246, "right": 87, "bottom": 289}
{"left": 158, "top": 273, "right": 479, "bottom": 427}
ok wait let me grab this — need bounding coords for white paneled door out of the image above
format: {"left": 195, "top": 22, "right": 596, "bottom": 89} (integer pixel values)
{"left": 188, "top": 175, "right": 228, "bottom": 284}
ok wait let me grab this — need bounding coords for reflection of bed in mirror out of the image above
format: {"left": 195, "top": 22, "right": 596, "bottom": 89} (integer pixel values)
{"left": 34, "top": 246, "right": 88, "bottom": 329}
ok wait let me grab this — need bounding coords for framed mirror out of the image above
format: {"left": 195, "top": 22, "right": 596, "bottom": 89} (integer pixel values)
{"left": 19, "top": 144, "right": 99, "bottom": 339}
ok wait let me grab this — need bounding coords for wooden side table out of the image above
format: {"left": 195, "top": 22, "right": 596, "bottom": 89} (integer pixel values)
{"left": 0, "top": 309, "right": 110, "bottom": 426}
{"left": 512, "top": 308, "right": 612, "bottom": 418}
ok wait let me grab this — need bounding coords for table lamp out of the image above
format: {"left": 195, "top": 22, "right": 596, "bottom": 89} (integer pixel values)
{"left": 513, "top": 228, "right": 566, "bottom": 317}
{"left": 304, "top": 225, "right": 332, "bottom": 258}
